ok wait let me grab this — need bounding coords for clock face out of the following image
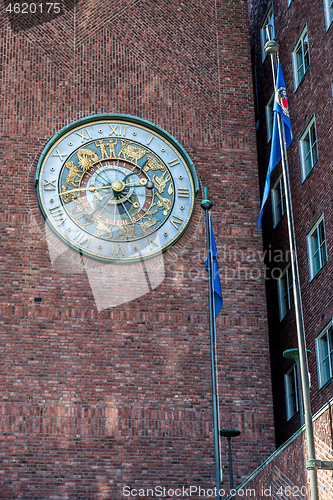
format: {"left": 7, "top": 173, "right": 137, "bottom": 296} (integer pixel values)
{"left": 36, "top": 115, "right": 198, "bottom": 262}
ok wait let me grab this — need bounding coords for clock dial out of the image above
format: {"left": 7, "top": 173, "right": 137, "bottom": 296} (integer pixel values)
{"left": 36, "top": 115, "right": 198, "bottom": 262}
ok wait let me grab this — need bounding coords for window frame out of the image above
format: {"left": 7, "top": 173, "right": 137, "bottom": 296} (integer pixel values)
{"left": 284, "top": 364, "right": 300, "bottom": 420}
{"left": 316, "top": 320, "right": 333, "bottom": 388}
{"left": 260, "top": 4, "right": 274, "bottom": 62}
{"left": 307, "top": 214, "right": 328, "bottom": 281}
{"left": 299, "top": 116, "right": 318, "bottom": 181}
{"left": 323, "top": 0, "right": 333, "bottom": 31}
{"left": 271, "top": 174, "right": 286, "bottom": 228}
{"left": 292, "top": 26, "right": 310, "bottom": 90}
{"left": 278, "top": 262, "right": 294, "bottom": 321}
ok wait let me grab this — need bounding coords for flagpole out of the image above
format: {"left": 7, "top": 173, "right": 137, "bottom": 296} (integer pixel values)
{"left": 264, "top": 26, "right": 319, "bottom": 500}
{"left": 201, "top": 186, "right": 222, "bottom": 500}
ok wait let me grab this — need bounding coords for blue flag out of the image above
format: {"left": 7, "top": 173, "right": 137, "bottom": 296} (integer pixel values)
{"left": 206, "top": 214, "right": 223, "bottom": 319}
{"left": 258, "top": 61, "right": 293, "bottom": 232}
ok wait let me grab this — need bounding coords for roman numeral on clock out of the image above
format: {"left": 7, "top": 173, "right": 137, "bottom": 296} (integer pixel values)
{"left": 168, "top": 159, "right": 180, "bottom": 167}
{"left": 110, "top": 244, "right": 125, "bottom": 256}
{"left": 170, "top": 215, "right": 183, "bottom": 229}
{"left": 177, "top": 188, "right": 189, "bottom": 198}
{"left": 52, "top": 149, "right": 67, "bottom": 161}
{"left": 44, "top": 179, "right": 57, "bottom": 191}
{"left": 109, "top": 124, "right": 127, "bottom": 136}
{"left": 49, "top": 205, "right": 66, "bottom": 226}
{"left": 76, "top": 128, "right": 92, "bottom": 142}
{"left": 73, "top": 232, "right": 90, "bottom": 248}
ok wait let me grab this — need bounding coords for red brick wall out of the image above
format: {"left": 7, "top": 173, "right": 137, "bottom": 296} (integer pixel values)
{"left": 247, "top": 0, "right": 333, "bottom": 445}
{"left": 0, "top": 1, "right": 274, "bottom": 497}
{"left": 228, "top": 400, "right": 333, "bottom": 499}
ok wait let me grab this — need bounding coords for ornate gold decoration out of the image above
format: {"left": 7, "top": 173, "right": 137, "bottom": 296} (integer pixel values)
{"left": 138, "top": 214, "right": 158, "bottom": 236}
{"left": 152, "top": 171, "right": 171, "bottom": 194}
{"left": 60, "top": 184, "right": 78, "bottom": 203}
{"left": 96, "top": 220, "right": 113, "bottom": 239}
{"left": 95, "top": 140, "right": 109, "bottom": 159}
{"left": 118, "top": 140, "right": 147, "bottom": 165}
{"left": 65, "top": 161, "right": 81, "bottom": 188}
{"left": 107, "top": 139, "right": 118, "bottom": 158}
{"left": 154, "top": 192, "right": 173, "bottom": 216}
{"left": 111, "top": 180, "right": 125, "bottom": 192}
{"left": 77, "top": 148, "right": 99, "bottom": 171}
{"left": 37, "top": 116, "right": 196, "bottom": 262}
{"left": 143, "top": 154, "right": 166, "bottom": 173}
{"left": 116, "top": 223, "right": 136, "bottom": 240}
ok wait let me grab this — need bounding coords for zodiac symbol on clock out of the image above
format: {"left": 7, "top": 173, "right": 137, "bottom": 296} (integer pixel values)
{"left": 96, "top": 220, "right": 114, "bottom": 239}
{"left": 115, "top": 223, "right": 136, "bottom": 241}
{"left": 138, "top": 214, "right": 159, "bottom": 236}
{"left": 64, "top": 161, "right": 82, "bottom": 188}
{"left": 118, "top": 140, "right": 147, "bottom": 165}
{"left": 152, "top": 171, "right": 171, "bottom": 194}
{"left": 143, "top": 154, "right": 166, "bottom": 173}
{"left": 77, "top": 148, "right": 99, "bottom": 171}
{"left": 154, "top": 192, "right": 173, "bottom": 216}
{"left": 95, "top": 140, "right": 109, "bottom": 160}
{"left": 60, "top": 184, "right": 78, "bottom": 203}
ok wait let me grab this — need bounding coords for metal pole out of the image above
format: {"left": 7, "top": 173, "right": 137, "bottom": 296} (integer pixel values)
{"left": 265, "top": 26, "right": 319, "bottom": 500}
{"left": 295, "top": 358, "right": 305, "bottom": 427}
{"left": 227, "top": 438, "right": 234, "bottom": 490}
{"left": 220, "top": 429, "right": 240, "bottom": 492}
{"left": 201, "top": 187, "right": 221, "bottom": 500}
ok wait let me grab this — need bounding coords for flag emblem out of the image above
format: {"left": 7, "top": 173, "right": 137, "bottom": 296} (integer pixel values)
{"left": 275, "top": 86, "right": 289, "bottom": 117}
{"left": 258, "top": 61, "right": 293, "bottom": 232}
{"left": 206, "top": 215, "right": 223, "bottom": 320}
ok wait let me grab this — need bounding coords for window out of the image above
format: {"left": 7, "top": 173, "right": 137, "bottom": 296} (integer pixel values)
{"left": 316, "top": 321, "right": 333, "bottom": 387}
{"left": 285, "top": 364, "right": 300, "bottom": 420}
{"left": 307, "top": 215, "right": 327, "bottom": 280}
{"left": 265, "top": 92, "right": 274, "bottom": 142}
{"left": 278, "top": 263, "right": 294, "bottom": 320}
{"left": 299, "top": 117, "right": 318, "bottom": 180}
{"left": 292, "top": 27, "right": 310, "bottom": 89}
{"left": 271, "top": 175, "right": 286, "bottom": 227}
{"left": 260, "top": 5, "right": 274, "bottom": 62}
{"left": 324, "top": 0, "right": 333, "bottom": 30}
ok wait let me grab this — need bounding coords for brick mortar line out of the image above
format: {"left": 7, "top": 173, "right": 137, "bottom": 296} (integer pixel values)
{"left": 0, "top": 403, "right": 271, "bottom": 439}
{"left": 0, "top": 133, "right": 250, "bottom": 150}
{"left": 0, "top": 303, "right": 262, "bottom": 326}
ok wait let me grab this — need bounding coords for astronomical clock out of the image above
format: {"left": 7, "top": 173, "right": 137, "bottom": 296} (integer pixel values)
{"left": 36, "top": 114, "right": 198, "bottom": 261}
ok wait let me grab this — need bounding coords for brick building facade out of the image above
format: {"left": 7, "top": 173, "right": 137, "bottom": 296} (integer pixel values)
{"left": 0, "top": 1, "right": 275, "bottom": 498}
{"left": 225, "top": 399, "right": 333, "bottom": 500}
{"left": 248, "top": 0, "right": 333, "bottom": 447}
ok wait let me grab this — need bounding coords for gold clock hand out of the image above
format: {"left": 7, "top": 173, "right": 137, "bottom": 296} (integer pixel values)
{"left": 56, "top": 181, "right": 149, "bottom": 198}
{"left": 55, "top": 186, "right": 100, "bottom": 197}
